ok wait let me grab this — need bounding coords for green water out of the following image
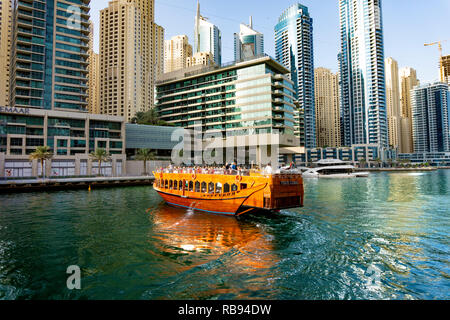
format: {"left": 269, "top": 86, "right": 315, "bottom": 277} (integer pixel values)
{"left": 0, "top": 171, "right": 449, "bottom": 300}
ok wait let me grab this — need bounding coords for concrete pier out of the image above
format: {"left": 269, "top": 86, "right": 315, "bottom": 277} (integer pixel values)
{"left": 0, "top": 176, "right": 155, "bottom": 193}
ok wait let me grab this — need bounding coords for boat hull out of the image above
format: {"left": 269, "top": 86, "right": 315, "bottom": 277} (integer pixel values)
{"left": 155, "top": 190, "right": 247, "bottom": 216}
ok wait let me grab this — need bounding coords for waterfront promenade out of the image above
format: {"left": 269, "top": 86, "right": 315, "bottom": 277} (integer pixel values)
{"left": 0, "top": 176, "right": 155, "bottom": 193}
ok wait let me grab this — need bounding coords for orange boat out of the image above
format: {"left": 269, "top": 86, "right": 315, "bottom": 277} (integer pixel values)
{"left": 153, "top": 170, "right": 304, "bottom": 216}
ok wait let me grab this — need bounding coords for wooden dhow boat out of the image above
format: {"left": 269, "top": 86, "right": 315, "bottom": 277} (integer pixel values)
{"left": 153, "top": 169, "right": 304, "bottom": 216}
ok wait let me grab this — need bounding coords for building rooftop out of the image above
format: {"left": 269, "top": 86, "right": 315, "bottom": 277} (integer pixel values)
{"left": 156, "top": 54, "right": 289, "bottom": 85}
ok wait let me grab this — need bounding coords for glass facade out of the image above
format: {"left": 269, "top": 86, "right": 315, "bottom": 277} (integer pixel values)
{"left": 234, "top": 22, "right": 264, "bottom": 61}
{"left": 156, "top": 57, "right": 296, "bottom": 137}
{"left": 411, "top": 83, "right": 450, "bottom": 153}
{"left": 10, "top": 0, "right": 90, "bottom": 111}
{"left": 339, "top": 0, "right": 388, "bottom": 148}
{"left": 275, "top": 4, "right": 316, "bottom": 148}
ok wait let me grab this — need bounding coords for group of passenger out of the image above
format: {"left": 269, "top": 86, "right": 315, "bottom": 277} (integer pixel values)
{"left": 157, "top": 162, "right": 282, "bottom": 176}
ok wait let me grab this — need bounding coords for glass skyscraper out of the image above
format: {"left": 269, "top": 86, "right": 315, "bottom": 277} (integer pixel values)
{"left": 194, "top": 1, "right": 221, "bottom": 66}
{"left": 275, "top": 3, "right": 316, "bottom": 148}
{"left": 339, "top": 0, "right": 388, "bottom": 148}
{"left": 10, "top": 0, "right": 90, "bottom": 111}
{"left": 411, "top": 83, "right": 450, "bottom": 153}
{"left": 234, "top": 17, "right": 264, "bottom": 61}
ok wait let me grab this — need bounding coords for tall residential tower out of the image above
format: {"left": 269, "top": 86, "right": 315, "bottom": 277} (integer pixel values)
{"left": 399, "top": 67, "right": 419, "bottom": 153}
{"left": 385, "top": 57, "right": 401, "bottom": 149}
{"left": 339, "top": 0, "right": 388, "bottom": 148}
{"left": 99, "top": 0, "right": 164, "bottom": 121}
{"left": 314, "top": 68, "right": 341, "bottom": 148}
{"left": 411, "top": 83, "right": 450, "bottom": 153}
{"left": 164, "top": 35, "right": 193, "bottom": 73}
{"left": 0, "top": 0, "right": 12, "bottom": 107}
{"left": 10, "top": 0, "right": 91, "bottom": 111}
{"left": 275, "top": 4, "right": 316, "bottom": 148}
{"left": 194, "top": 0, "right": 221, "bottom": 66}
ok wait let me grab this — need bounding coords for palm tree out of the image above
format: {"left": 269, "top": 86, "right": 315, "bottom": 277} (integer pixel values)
{"left": 375, "top": 158, "right": 382, "bottom": 168}
{"left": 135, "top": 148, "right": 156, "bottom": 176}
{"left": 359, "top": 158, "right": 367, "bottom": 168}
{"left": 131, "top": 108, "right": 174, "bottom": 127}
{"left": 29, "top": 146, "right": 53, "bottom": 179}
{"left": 90, "top": 148, "right": 111, "bottom": 176}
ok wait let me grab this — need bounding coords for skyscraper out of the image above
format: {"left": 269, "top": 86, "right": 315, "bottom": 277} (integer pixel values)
{"left": 194, "top": 0, "right": 222, "bottom": 66}
{"left": 442, "top": 55, "right": 450, "bottom": 86}
{"left": 0, "top": 0, "right": 12, "bottom": 107}
{"left": 275, "top": 4, "right": 316, "bottom": 148}
{"left": 339, "top": 0, "right": 388, "bottom": 148}
{"left": 385, "top": 57, "right": 401, "bottom": 149}
{"left": 186, "top": 52, "right": 214, "bottom": 68}
{"left": 99, "top": 0, "right": 164, "bottom": 121}
{"left": 411, "top": 82, "right": 449, "bottom": 153}
{"left": 234, "top": 17, "right": 264, "bottom": 61}
{"left": 10, "top": 0, "right": 91, "bottom": 111}
{"left": 164, "top": 35, "right": 193, "bottom": 73}
{"left": 399, "top": 67, "right": 419, "bottom": 153}
{"left": 314, "top": 68, "right": 341, "bottom": 148}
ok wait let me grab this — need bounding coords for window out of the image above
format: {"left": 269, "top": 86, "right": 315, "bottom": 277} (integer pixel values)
{"left": 169, "top": 180, "right": 173, "bottom": 189}
{"left": 179, "top": 180, "right": 183, "bottom": 190}
{"left": 201, "top": 182, "right": 207, "bottom": 193}
{"left": 231, "top": 184, "right": 238, "bottom": 191}
{"left": 215, "top": 183, "right": 222, "bottom": 194}
{"left": 195, "top": 181, "right": 200, "bottom": 192}
{"left": 189, "top": 181, "right": 194, "bottom": 191}
{"left": 224, "top": 183, "right": 230, "bottom": 193}
{"left": 208, "top": 182, "right": 214, "bottom": 194}
{"left": 240, "top": 184, "right": 247, "bottom": 190}
{"left": 174, "top": 180, "right": 178, "bottom": 190}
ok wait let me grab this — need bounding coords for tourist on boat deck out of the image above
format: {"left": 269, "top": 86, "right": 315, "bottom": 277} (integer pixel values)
{"left": 265, "top": 163, "right": 273, "bottom": 174}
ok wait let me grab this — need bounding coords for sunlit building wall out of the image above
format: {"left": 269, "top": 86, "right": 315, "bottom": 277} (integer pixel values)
{"left": 385, "top": 57, "right": 401, "bottom": 149}
{"left": 164, "top": 35, "right": 192, "bottom": 73}
{"left": 399, "top": 67, "right": 419, "bottom": 153}
{"left": 314, "top": 68, "right": 341, "bottom": 148}
{"left": 99, "top": 0, "right": 164, "bottom": 122}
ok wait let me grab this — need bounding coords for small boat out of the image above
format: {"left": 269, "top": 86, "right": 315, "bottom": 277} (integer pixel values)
{"left": 302, "top": 159, "right": 369, "bottom": 179}
{"left": 153, "top": 169, "right": 304, "bottom": 216}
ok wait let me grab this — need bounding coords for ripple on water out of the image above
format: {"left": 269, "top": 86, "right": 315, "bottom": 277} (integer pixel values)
{"left": 0, "top": 172, "right": 449, "bottom": 299}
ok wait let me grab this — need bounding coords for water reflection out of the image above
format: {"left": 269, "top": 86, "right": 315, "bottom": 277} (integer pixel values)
{"left": 146, "top": 205, "right": 280, "bottom": 299}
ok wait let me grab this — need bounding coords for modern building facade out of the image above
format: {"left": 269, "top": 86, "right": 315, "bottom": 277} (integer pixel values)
{"left": 385, "top": 57, "right": 401, "bottom": 149}
{"left": 186, "top": 51, "right": 214, "bottom": 68}
{"left": 164, "top": 35, "right": 192, "bottom": 74}
{"left": 0, "top": 0, "right": 12, "bottom": 107}
{"left": 275, "top": 3, "right": 316, "bottom": 149}
{"left": 194, "top": 0, "right": 221, "bottom": 66}
{"left": 314, "top": 67, "right": 341, "bottom": 148}
{"left": 88, "top": 50, "right": 100, "bottom": 114}
{"left": 300, "top": 144, "right": 396, "bottom": 165}
{"left": 399, "top": 67, "right": 419, "bottom": 153}
{"left": 10, "top": 0, "right": 91, "bottom": 112}
{"left": 234, "top": 17, "right": 264, "bottom": 61}
{"left": 0, "top": 107, "right": 126, "bottom": 178}
{"left": 99, "top": 0, "right": 164, "bottom": 122}
{"left": 411, "top": 82, "right": 450, "bottom": 153}
{"left": 339, "top": 0, "right": 388, "bottom": 148}
{"left": 156, "top": 55, "right": 300, "bottom": 164}
{"left": 442, "top": 54, "right": 450, "bottom": 86}
{"left": 1, "top": 1, "right": 128, "bottom": 178}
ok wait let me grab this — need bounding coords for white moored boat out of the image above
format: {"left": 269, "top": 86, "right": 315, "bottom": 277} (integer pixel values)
{"left": 302, "top": 159, "right": 369, "bottom": 179}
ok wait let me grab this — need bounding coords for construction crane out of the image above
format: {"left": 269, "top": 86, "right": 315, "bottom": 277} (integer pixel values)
{"left": 424, "top": 40, "right": 448, "bottom": 82}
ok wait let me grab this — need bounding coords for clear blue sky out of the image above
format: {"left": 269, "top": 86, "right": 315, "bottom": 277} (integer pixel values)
{"left": 91, "top": 0, "right": 450, "bottom": 84}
